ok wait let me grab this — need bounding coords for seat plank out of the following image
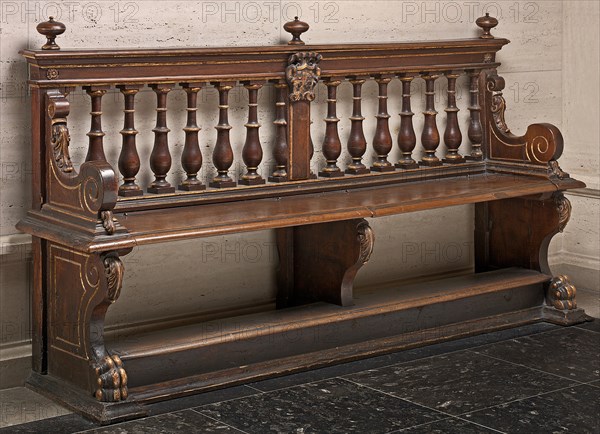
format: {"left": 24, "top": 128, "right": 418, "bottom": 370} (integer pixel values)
{"left": 117, "top": 174, "right": 561, "bottom": 246}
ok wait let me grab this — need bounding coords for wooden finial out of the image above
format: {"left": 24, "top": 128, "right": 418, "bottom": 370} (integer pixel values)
{"left": 283, "top": 17, "right": 309, "bottom": 45}
{"left": 36, "top": 17, "right": 66, "bottom": 50}
{"left": 476, "top": 13, "right": 498, "bottom": 39}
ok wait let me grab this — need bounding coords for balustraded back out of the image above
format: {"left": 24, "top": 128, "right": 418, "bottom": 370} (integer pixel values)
{"left": 23, "top": 15, "right": 509, "bottom": 212}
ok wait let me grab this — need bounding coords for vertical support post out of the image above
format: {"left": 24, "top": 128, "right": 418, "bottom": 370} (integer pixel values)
{"left": 286, "top": 51, "right": 322, "bottom": 180}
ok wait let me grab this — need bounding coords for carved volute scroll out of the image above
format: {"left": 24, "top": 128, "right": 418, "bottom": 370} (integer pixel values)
{"left": 486, "top": 71, "right": 565, "bottom": 167}
{"left": 547, "top": 275, "right": 577, "bottom": 310}
{"left": 286, "top": 52, "right": 322, "bottom": 102}
{"left": 44, "top": 89, "right": 119, "bottom": 229}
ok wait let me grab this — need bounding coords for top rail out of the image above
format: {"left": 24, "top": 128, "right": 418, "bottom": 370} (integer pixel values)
{"left": 22, "top": 16, "right": 508, "bottom": 86}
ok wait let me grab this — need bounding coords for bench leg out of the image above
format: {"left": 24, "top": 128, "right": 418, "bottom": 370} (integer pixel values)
{"left": 475, "top": 192, "right": 589, "bottom": 324}
{"left": 276, "top": 219, "right": 374, "bottom": 307}
{"left": 43, "top": 241, "right": 131, "bottom": 402}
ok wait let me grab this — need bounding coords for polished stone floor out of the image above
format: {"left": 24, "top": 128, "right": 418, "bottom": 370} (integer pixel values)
{"left": 0, "top": 318, "right": 598, "bottom": 433}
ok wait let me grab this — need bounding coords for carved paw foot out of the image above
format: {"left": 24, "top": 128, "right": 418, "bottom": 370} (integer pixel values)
{"left": 94, "top": 355, "right": 128, "bottom": 402}
{"left": 547, "top": 275, "right": 577, "bottom": 310}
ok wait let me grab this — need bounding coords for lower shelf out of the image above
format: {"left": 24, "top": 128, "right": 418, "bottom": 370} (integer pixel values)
{"left": 28, "top": 267, "right": 590, "bottom": 424}
{"left": 107, "top": 268, "right": 554, "bottom": 398}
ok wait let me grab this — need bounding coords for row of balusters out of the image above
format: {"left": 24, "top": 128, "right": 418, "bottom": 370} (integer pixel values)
{"left": 78, "top": 71, "right": 483, "bottom": 197}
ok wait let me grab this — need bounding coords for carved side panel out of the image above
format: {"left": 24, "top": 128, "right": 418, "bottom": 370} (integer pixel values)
{"left": 46, "top": 242, "right": 128, "bottom": 400}
{"left": 44, "top": 89, "right": 121, "bottom": 235}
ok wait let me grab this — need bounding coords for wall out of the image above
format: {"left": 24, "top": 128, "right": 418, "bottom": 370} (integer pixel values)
{"left": 0, "top": 1, "right": 598, "bottom": 388}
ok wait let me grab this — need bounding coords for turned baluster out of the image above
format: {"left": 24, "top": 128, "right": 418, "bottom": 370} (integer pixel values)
{"left": 148, "top": 84, "right": 175, "bottom": 194}
{"left": 210, "top": 82, "right": 236, "bottom": 188}
{"left": 117, "top": 85, "right": 143, "bottom": 197}
{"left": 443, "top": 71, "right": 465, "bottom": 163}
{"left": 269, "top": 80, "right": 288, "bottom": 182}
{"left": 240, "top": 81, "right": 265, "bottom": 185}
{"left": 319, "top": 78, "right": 344, "bottom": 178}
{"left": 371, "top": 75, "right": 394, "bottom": 172}
{"left": 396, "top": 74, "right": 419, "bottom": 169}
{"left": 179, "top": 83, "right": 205, "bottom": 191}
{"left": 83, "top": 85, "right": 109, "bottom": 162}
{"left": 420, "top": 74, "right": 442, "bottom": 167}
{"left": 346, "top": 77, "right": 369, "bottom": 175}
{"left": 466, "top": 70, "right": 483, "bottom": 160}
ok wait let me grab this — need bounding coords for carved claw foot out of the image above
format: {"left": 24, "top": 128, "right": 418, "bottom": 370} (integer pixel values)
{"left": 547, "top": 275, "right": 577, "bottom": 310}
{"left": 94, "top": 355, "right": 128, "bottom": 402}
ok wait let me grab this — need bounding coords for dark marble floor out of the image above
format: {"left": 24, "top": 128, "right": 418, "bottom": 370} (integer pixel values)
{"left": 2, "top": 320, "right": 598, "bottom": 433}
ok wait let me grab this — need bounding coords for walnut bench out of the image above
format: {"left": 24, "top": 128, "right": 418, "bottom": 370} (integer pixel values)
{"left": 17, "top": 15, "right": 589, "bottom": 424}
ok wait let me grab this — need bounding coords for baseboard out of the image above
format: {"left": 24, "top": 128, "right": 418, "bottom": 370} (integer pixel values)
{"left": 550, "top": 252, "right": 600, "bottom": 292}
{"left": 0, "top": 341, "right": 32, "bottom": 389}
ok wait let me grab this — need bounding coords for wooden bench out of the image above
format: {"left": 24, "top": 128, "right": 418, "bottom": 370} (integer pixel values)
{"left": 17, "top": 14, "right": 589, "bottom": 423}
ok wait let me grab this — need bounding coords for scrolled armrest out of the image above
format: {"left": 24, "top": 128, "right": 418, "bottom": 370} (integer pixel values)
{"left": 485, "top": 72, "right": 567, "bottom": 176}
{"left": 44, "top": 89, "right": 120, "bottom": 235}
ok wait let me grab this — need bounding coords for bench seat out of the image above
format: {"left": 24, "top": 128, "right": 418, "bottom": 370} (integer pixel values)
{"left": 17, "top": 173, "right": 584, "bottom": 252}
